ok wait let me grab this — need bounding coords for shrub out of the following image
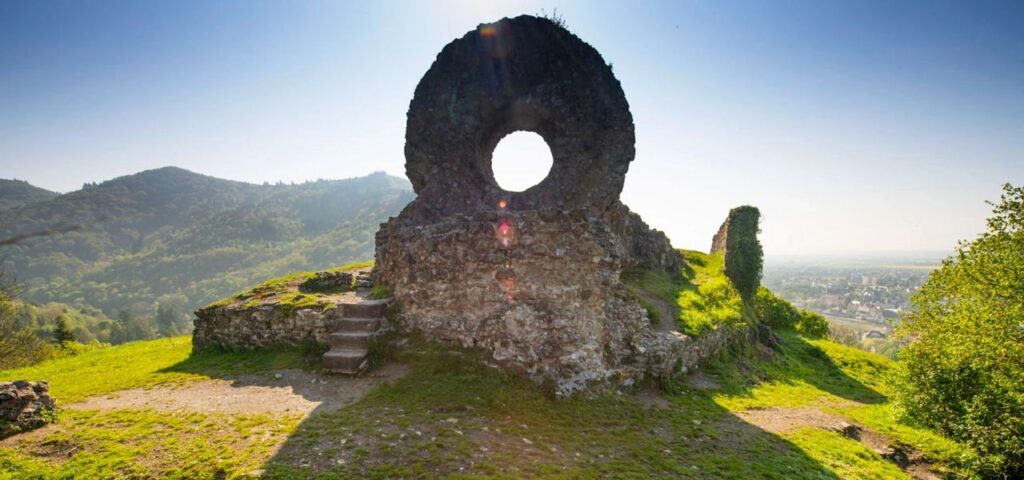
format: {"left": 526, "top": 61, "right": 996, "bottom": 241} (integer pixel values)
{"left": 892, "top": 183, "right": 1024, "bottom": 478}
{"left": 753, "top": 287, "right": 828, "bottom": 338}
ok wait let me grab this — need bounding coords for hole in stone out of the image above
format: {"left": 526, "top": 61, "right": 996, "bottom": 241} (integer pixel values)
{"left": 490, "top": 131, "right": 553, "bottom": 192}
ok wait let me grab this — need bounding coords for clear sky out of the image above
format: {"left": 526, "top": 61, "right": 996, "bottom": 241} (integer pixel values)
{"left": 1, "top": 1, "right": 1021, "bottom": 256}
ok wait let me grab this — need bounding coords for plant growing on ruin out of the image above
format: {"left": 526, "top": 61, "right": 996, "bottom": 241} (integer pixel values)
{"left": 723, "top": 206, "right": 763, "bottom": 299}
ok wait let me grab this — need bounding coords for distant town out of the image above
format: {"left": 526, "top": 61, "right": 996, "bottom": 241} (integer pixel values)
{"left": 762, "top": 258, "right": 940, "bottom": 341}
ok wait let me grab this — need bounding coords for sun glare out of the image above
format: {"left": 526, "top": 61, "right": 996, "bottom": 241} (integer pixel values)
{"left": 490, "top": 131, "right": 553, "bottom": 192}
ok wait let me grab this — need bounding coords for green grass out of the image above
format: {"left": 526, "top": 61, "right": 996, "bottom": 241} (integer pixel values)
{"left": 203, "top": 260, "right": 374, "bottom": 310}
{"left": 254, "top": 331, "right": 974, "bottom": 479}
{"left": 0, "top": 409, "right": 301, "bottom": 480}
{"left": 704, "top": 330, "right": 974, "bottom": 478}
{"left": 623, "top": 250, "right": 750, "bottom": 336}
{"left": 0, "top": 331, "right": 974, "bottom": 479}
{"left": 0, "top": 252, "right": 975, "bottom": 479}
{"left": 785, "top": 427, "right": 909, "bottom": 479}
{"left": 0, "top": 336, "right": 316, "bottom": 403}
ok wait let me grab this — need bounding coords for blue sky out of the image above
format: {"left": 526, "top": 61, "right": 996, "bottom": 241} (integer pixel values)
{"left": 1, "top": 0, "right": 1021, "bottom": 256}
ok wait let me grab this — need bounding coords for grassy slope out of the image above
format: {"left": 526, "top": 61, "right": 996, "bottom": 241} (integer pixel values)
{"left": 623, "top": 250, "right": 753, "bottom": 335}
{"left": 0, "top": 332, "right": 972, "bottom": 479}
{"left": 0, "top": 251, "right": 974, "bottom": 479}
{"left": 0, "top": 337, "right": 314, "bottom": 403}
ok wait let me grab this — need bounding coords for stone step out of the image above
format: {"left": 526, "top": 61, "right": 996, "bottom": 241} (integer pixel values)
{"left": 322, "top": 298, "right": 389, "bottom": 375}
{"left": 328, "top": 331, "right": 372, "bottom": 349}
{"left": 331, "top": 316, "right": 381, "bottom": 334}
{"left": 322, "top": 349, "right": 369, "bottom": 374}
{"left": 342, "top": 300, "right": 388, "bottom": 319}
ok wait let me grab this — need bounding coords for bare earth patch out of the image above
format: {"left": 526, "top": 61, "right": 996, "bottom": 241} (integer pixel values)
{"left": 739, "top": 407, "right": 847, "bottom": 433}
{"left": 68, "top": 363, "right": 409, "bottom": 417}
{"left": 740, "top": 407, "right": 940, "bottom": 480}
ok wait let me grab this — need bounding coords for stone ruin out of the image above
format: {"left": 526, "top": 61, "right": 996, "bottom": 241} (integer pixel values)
{"left": 710, "top": 205, "right": 763, "bottom": 298}
{"left": 0, "top": 381, "right": 56, "bottom": 439}
{"left": 375, "top": 15, "right": 694, "bottom": 395}
{"left": 191, "top": 15, "right": 765, "bottom": 395}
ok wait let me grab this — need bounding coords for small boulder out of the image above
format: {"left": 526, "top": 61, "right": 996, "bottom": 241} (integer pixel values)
{"left": 0, "top": 380, "right": 57, "bottom": 439}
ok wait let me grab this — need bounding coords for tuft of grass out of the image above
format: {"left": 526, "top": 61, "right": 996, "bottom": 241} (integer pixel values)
{"left": 368, "top": 285, "right": 392, "bottom": 300}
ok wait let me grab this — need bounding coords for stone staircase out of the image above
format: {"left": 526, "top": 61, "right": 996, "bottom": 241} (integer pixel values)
{"left": 322, "top": 299, "right": 388, "bottom": 375}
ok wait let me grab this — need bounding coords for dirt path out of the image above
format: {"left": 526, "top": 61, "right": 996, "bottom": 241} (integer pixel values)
{"left": 739, "top": 407, "right": 940, "bottom": 480}
{"left": 68, "top": 363, "right": 409, "bottom": 417}
{"left": 739, "top": 407, "right": 847, "bottom": 433}
{"left": 629, "top": 287, "right": 678, "bottom": 333}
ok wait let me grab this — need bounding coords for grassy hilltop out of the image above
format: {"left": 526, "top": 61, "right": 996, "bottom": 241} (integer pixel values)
{"left": 0, "top": 251, "right": 974, "bottom": 479}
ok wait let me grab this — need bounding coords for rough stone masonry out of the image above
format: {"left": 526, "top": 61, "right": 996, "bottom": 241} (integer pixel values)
{"left": 375, "top": 15, "right": 688, "bottom": 396}
{"left": 0, "top": 381, "right": 56, "bottom": 439}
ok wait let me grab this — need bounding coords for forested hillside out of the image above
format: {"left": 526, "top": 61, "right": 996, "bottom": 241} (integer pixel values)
{"left": 0, "top": 167, "right": 412, "bottom": 331}
{"left": 0, "top": 179, "right": 58, "bottom": 212}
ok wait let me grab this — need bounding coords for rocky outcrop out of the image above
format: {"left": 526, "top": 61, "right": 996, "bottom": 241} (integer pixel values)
{"left": 0, "top": 381, "right": 56, "bottom": 439}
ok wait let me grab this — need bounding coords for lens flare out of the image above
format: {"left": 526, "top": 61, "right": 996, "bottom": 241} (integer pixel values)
{"left": 479, "top": 24, "right": 497, "bottom": 37}
{"left": 498, "top": 200, "right": 507, "bottom": 209}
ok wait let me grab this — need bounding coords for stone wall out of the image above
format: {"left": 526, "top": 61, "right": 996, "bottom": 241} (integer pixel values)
{"left": 1, "top": 381, "right": 56, "bottom": 439}
{"left": 378, "top": 207, "right": 729, "bottom": 395}
{"left": 710, "top": 217, "right": 730, "bottom": 255}
{"left": 194, "top": 302, "right": 392, "bottom": 351}
{"left": 378, "top": 209, "right": 653, "bottom": 394}
{"left": 606, "top": 201, "right": 682, "bottom": 273}
{"left": 193, "top": 305, "right": 338, "bottom": 351}
{"left": 710, "top": 206, "right": 763, "bottom": 298}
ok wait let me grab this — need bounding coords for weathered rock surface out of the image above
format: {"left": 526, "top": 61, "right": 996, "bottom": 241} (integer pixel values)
{"left": 401, "top": 16, "right": 636, "bottom": 220}
{"left": 0, "top": 381, "right": 56, "bottom": 439}
{"left": 194, "top": 301, "right": 391, "bottom": 352}
{"left": 300, "top": 271, "right": 353, "bottom": 293}
{"left": 194, "top": 304, "right": 339, "bottom": 351}
{"left": 375, "top": 15, "right": 694, "bottom": 395}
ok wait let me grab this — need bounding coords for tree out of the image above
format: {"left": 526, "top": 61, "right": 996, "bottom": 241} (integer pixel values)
{"left": 52, "top": 315, "right": 77, "bottom": 345}
{"left": 155, "top": 302, "right": 189, "bottom": 337}
{"left": 892, "top": 183, "right": 1024, "bottom": 478}
{"left": 0, "top": 267, "right": 49, "bottom": 369}
{"left": 117, "top": 309, "right": 156, "bottom": 342}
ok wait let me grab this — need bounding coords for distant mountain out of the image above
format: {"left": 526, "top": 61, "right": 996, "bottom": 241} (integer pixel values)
{"left": 0, "top": 179, "right": 58, "bottom": 211}
{"left": 0, "top": 167, "right": 413, "bottom": 317}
